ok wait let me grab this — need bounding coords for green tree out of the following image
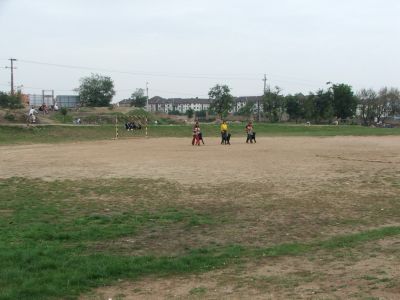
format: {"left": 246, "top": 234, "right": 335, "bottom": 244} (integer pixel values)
{"left": 60, "top": 107, "right": 68, "bottom": 122}
{"left": 77, "top": 74, "right": 115, "bottom": 107}
{"left": 331, "top": 83, "right": 357, "bottom": 119}
{"left": 237, "top": 101, "right": 254, "bottom": 117}
{"left": 208, "top": 84, "right": 234, "bottom": 119}
{"left": 263, "top": 86, "right": 285, "bottom": 122}
{"left": 313, "top": 89, "right": 334, "bottom": 123}
{"left": 130, "top": 88, "right": 147, "bottom": 108}
{"left": 0, "top": 91, "right": 24, "bottom": 109}
{"left": 186, "top": 108, "right": 194, "bottom": 118}
{"left": 286, "top": 94, "right": 304, "bottom": 123}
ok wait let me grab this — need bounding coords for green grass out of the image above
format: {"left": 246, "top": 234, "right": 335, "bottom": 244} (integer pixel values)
{"left": 1, "top": 123, "right": 400, "bottom": 145}
{"left": 1, "top": 177, "right": 400, "bottom": 299}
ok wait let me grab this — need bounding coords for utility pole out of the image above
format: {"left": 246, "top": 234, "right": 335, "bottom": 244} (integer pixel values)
{"left": 146, "top": 82, "right": 149, "bottom": 112}
{"left": 6, "top": 58, "right": 17, "bottom": 95}
{"left": 259, "top": 74, "right": 267, "bottom": 121}
{"left": 263, "top": 74, "right": 267, "bottom": 94}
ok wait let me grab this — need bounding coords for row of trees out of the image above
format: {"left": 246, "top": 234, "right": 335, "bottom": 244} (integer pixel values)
{"left": 358, "top": 87, "right": 400, "bottom": 125}
{"left": 75, "top": 74, "right": 400, "bottom": 125}
{"left": 209, "top": 83, "right": 400, "bottom": 124}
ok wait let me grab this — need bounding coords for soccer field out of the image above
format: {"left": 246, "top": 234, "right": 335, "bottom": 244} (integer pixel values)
{"left": 1, "top": 136, "right": 400, "bottom": 299}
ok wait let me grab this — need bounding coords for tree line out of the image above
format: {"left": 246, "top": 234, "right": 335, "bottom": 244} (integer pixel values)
{"left": 209, "top": 84, "right": 400, "bottom": 124}
{"left": 2, "top": 73, "right": 399, "bottom": 127}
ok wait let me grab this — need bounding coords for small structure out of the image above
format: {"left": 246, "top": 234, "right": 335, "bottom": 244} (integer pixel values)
{"left": 56, "top": 95, "right": 80, "bottom": 108}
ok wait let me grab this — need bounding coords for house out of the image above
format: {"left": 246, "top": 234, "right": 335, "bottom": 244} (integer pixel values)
{"left": 147, "top": 95, "right": 263, "bottom": 114}
{"left": 118, "top": 99, "right": 132, "bottom": 107}
{"left": 148, "top": 97, "right": 211, "bottom": 113}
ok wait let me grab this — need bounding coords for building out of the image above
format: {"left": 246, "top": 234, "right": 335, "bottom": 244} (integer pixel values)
{"left": 148, "top": 97, "right": 211, "bottom": 113}
{"left": 55, "top": 95, "right": 80, "bottom": 108}
{"left": 147, "top": 95, "right": 263, "bottom": 114}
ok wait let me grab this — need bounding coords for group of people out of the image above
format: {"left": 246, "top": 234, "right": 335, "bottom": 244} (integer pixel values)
{"left": 191, "top": 120, "right": 256, "bottom": 146}
{"left": 125, "top": 121, "right": 142, "bottom": 131}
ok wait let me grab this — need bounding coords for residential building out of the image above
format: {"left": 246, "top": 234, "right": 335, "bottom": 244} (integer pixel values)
{"left": 147, "top": 95, "right": 263, "bottom": 114}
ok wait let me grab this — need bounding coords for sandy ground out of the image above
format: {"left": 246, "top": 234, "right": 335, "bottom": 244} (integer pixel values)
{"left": 2, "top": 136, "right": 400, "bottom": 299}
{"left": 1, "top": 136, "right": 399, "bottom": 185}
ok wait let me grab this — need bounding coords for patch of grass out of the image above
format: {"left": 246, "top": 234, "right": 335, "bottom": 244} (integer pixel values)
{"left": 1, "top": 123, "right": 400, "bottom": 145}
{"left": 189, "top": 286, "right": 207, "bottom": 295}
{"left": 1, "top": 177, "right": 400, "bottom": 299}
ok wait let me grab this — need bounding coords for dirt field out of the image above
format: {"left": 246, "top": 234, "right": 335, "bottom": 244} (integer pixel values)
{"left": 1, "top": 136, "right": 400, "bottom": 299}
{"left": 1, "top": 136, "right": 399, "bottom": 184}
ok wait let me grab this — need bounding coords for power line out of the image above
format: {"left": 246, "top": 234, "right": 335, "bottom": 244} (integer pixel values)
{"left": 17, "top": 59, "right": 261, "bottom": 81}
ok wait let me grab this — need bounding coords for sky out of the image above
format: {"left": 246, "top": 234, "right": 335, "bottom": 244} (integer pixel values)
{"left": 0, "top": 0, "right": 399, "bottom": 101}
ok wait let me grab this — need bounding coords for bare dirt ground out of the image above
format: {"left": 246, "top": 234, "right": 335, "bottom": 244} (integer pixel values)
{"left": 1, "top": 136, "right": 400, "bottom": 299}
{"left": 1, "top": 136, "right": 399, "bottom": 184}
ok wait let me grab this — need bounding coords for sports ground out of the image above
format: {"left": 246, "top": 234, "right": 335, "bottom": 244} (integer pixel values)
{"left": 1, "top": 131, "right": 400, "bottom": 299}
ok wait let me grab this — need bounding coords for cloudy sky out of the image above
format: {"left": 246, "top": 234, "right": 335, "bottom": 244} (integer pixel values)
{"left": 0, "top": 0, "right": 399, "bottom": 101}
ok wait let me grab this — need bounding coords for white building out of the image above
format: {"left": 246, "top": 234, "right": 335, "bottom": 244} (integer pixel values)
{"left": 147, "top": 95, "right": 263, "bottom": 114}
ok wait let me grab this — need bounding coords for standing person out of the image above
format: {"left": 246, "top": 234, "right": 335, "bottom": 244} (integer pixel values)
{"left": 220, "top": 120, "right": 230, "bottom": 145}
{"left": 194, "top": 123, "right": 201, "bottom": 146}
{"left": 245, "top": 121, "right": 254, "bottom": 143}
{"left": 192, "top": 121, "right": 199, "bottom": 145}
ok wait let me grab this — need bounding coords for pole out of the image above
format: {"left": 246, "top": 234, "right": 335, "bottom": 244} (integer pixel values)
{"left": 145, "top": 117, "right": 148, "bottom": 138}
{"left": 115, "top": 116, "right": 119, "bottom": 139}
{"left": 146, "top": 82, "right": 149, "bottom": 112}
{"left": 259, "top": 74, "right": 267, "bottom": 122}
{"left": 6, "top": 58, "right": 17, "bottom": 95}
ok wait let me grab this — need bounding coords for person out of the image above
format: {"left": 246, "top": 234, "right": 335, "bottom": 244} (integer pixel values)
{"left": 28, "top": 106, "right": 38, "bottom": 123}
{"left": 192, "top": 121, "right": 199, "bottom": 145}
{"left": 220, "top": 120, "right": 230, "bottom": 145}
{"left": 53, "top": 102, "right": 59, "bottom": 111}
{"left": 245, "top": 121, "right": 254, "bottom": 143}
{"left": 194, "top": 123, "right": 201, "bottom": 146}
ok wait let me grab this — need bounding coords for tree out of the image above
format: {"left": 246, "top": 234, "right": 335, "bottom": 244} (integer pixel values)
{"left": 77, "top": 74, "right": 115, "bottom": 107}
{"left": 313, "top": 89, "right": 334, "bottom": 123}
{"left": 237, "top": 101, "right": 255, "bottom": 117}
{"left": 208, "top": 84, "right": 234, "bottom": 119}
{"left": 263, "top": 86, "right": 285, "bottom": 122}
{"left": 357, "top": 88, "right": 377, "bottom": 125}
{"left": 186, "top": 108, "right": 194, "bottom": 118}
{"left": 130, "top": 88, "right": 147, "bottom": 108}
{"left": 386, "top": 87, "right": 400, "bottom": 117}
{"left": 286, "top": 94, "right": 304, "bottom": 123}
{"left": 0, "top": 91, "right": 24, "bottom": 109}
{"left": 331, "top": 84, "right": 357, "bottom": 119}
{"left": 60, "top": 107, "right": 68, "bottom": 122}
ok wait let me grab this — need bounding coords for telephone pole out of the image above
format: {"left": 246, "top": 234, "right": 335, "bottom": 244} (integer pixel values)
{"left": 146, "top": 82, "right": 149, "bottom": 111}
{"left": 263, "top": 74, "right": 267, "bottom": 94}
{"left": 258, "top": 74, "right": 267, "bottom": 121}
{"left": 6, "top": 58, "right": 17, "bottom": 95}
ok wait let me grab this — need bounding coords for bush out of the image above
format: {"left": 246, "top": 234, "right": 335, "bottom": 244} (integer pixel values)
{"left": 168, "top": 110, "right": 181, "bottom": 116}
{"left": 4, "top": 112, "right": 16, "bottom": 122}
{"left": 0, "top": 92, "right": 24, "bottom": 109}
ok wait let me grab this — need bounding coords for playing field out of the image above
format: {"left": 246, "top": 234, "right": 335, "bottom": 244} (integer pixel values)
{"left": 1, "top": 136, "right": 400, "bottom": 299}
